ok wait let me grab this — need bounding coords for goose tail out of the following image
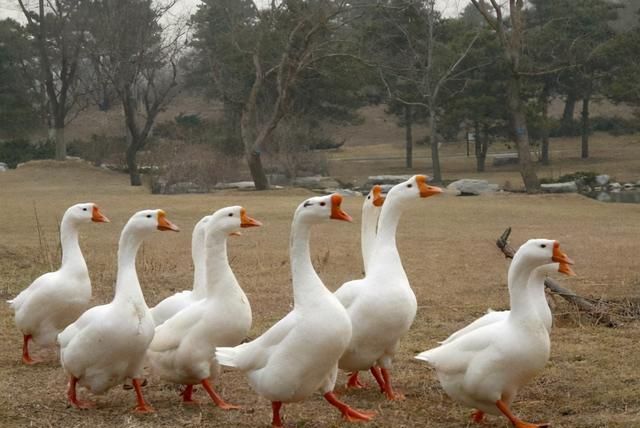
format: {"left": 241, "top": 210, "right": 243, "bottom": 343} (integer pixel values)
{"left": 215, "top": 346, "right": 239, "bottom": 368}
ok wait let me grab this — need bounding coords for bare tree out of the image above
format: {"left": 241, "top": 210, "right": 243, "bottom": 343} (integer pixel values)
{"left": 86, "top": 0, "right": 183, "bottom": 186}
{"left": 17, "top": 0, "right": 87, "bottom": 160}
{"left": 470, "top": 0, "right": 540, "bottom": 192}
{"left": 199, "top": 0, "right": 353, "bottom": 190}
{"left": 373, "top": 0, "right": 478, "bottom": 181}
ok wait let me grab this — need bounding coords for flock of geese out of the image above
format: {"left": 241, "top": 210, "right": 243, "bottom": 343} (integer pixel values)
{"left": 8, "top": 174, "right": 575, "bottom": 428}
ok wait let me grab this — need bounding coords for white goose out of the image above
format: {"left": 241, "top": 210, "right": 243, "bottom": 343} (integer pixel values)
{"left": 8, "top": 202, "right": 109, "bottom": 364}
{"left": 335, "top": 175, "right": 442, "bottom": 399}
{"left": 415, "top": 239, "right": 574, "bottom": 428}
{"left": 344, "top": 184, "right": 385, "bottom": 389}
{"left": 215, "top": 194, "right": 375, "bottom": 427}
{"left": 147, "top": 206, "right": 261, "bottom": 408}
{"left": 150, "top": 215, "right": 210, "bottom": 326}
{"left": 58, "top": 209, "right": 179, "bottom": 412}
{"left": 441, "top": 261, "right": 575, "bottom": 346}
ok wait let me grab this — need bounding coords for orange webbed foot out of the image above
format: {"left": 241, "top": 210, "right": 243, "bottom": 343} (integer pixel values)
{"left": 346, "top": 372, "right": 367, "bottom": 389}
{"left": 70, "top": 399, "right": 96, "bottom": 410}
{"left": 341, "top": 406, "right": 376, "bottom": 422}
{"left": 133, "top": 403, "right": 155, "bottom": 413}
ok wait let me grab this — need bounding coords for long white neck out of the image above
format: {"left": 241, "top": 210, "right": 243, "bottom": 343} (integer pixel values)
{"left": 368, "top": 195, "right": 406, "bottom": 281}
{"left": 204, "top": 230, "right": 239, "bottom": 298}
{"left": 507, "top": 253, "right": 540, "bottom": 324}
{"left": 290, "top": 218, "right": 329, "bottom": 308}
{"left": 360, "top": 203, "right": 380, "bottom": 275}
{"left": 191, "top": 224, "right": 207, "bottom": 300}
{"left": 114, "top": 225, "right": 147, "bottom": 304}
{"left": 527, "top": 267, "right": 553, "bottom": 330}
{"left": 59, "top": 213, "right": 88, "bottom": 275}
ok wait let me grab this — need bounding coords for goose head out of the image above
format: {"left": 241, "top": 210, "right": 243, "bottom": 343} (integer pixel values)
{"left": 364, "top": 185, "right": 386, "bottom": 209}
{"left": 387, "top": 175, "right": 442, "bottom": 203}
{"left": 206, "top": 206, "right": 262, "bottom": 237}
{"left": 517, "top": 239, "right": 575, "bottom": 275}
{"left": 295, "top": 194, "right": 353, "bottom": 225}
{"left": 126, "top": 209, "right": 180, "bottom": 237}
{"left": 66, "top": 202, "right": 110, "bottom": 224}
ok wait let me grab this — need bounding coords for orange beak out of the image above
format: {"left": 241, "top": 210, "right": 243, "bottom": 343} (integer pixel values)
{"left": 557, "top": 262, "right": 576, "bottom": 277}
{"left": 240, "top": 208, "right": 262, "bottom": 228}
{"left": 330, "top": 194, "right": 353, "bottom": 222}
{"left": 157, "top": 210, "right": 180, "bottom": 232}
{"left": 551, "top": 241, "right": 574, "bottom": 266}
{"left": 91, "top": 205, "right": 110, "bottom": 223}
{"left": 372, "top": 185, "right": 385, "bottom": 207}
{"left": 416, "top": 175, "right": 443, "bottom": 198}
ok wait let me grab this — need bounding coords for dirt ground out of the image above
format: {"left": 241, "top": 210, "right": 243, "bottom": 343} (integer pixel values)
{"left": 1, "top": 161, "right": 639, "bottom": 428}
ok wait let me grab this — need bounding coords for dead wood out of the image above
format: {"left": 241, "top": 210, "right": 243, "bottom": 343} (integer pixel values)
{"left": 495, "top": 227, "right": 618, "bottom": 327}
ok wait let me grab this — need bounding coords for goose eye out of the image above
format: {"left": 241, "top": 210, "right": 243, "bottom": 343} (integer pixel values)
{"left": 407, "top": 184, "right": 413, "bottom": 188}
{"left": 540, "top": 244, "right": 546, "bottom": 248}
{"left": 367, "top": 195, "right": 371, "bottom": 199}
{"left": 82, "top": 208, "right": 88, "bottom": 211}
{"left": 146, "top": 214, "right": 152, "bottom": 218}
{"left": 228, "top": 213, "right": 233, "bottom": 217}
{"left": 320, "top": 201, "right": 326, "bottom": 206}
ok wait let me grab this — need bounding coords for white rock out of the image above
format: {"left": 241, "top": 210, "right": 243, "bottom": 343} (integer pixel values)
{"left": 0, "top": 162, "right": 7, "bottom": 172}
{"left": 595, "top": 174, "right": 610, "bottom": 185}
{"left": 366, "top": 175, "right": 413, "bottom": 185}
{"left": 447, "top": 179, "right": 499, "bottom": 195}
{"left": 214, "top": 181, "right": 256, "bottom": 190}
{"left": 540, "top": 181, "right": 578, "bottom": 193}
{"left": 293, "top": 176, "right": 340, "bottom": 189}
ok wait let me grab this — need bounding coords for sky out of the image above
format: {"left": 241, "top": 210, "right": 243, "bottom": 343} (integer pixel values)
{"left": 0, "top": 0, "right": 471, "bottom": 23}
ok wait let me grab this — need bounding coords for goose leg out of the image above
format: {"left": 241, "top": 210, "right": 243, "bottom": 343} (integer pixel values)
{"left": 370, "top": 366, "right": 385, "bottom": 392}
{"left": 272, "top": 401, "right": 284, "bottom": 427}
{"left": 181, "top": 384, "right": 199, "bottom": 404}
{"left": 323, "top": 392, "right": 376, "bottom": 422}
{"left": 201, "top": 379, "right": 240, "bottom": 410}
{"left": 132, "top": 378, "right": 154, "bottom": 413}
{"left": 380, "top": 368, "right": 404, "bottom": 400}
{"left": 471, "top": 409, "right": 486, "bottom": 424}
{"left": 67, "top": 376, "right": 95, "bottom": 409}
{"left": 496, "top": 400, "right": 549, "bottom": 428}
{"left": 22, "top": 335, "right": 38, "bottom": 365}
{"left": 346, "top": 371, "right": 366, "bottom": 389}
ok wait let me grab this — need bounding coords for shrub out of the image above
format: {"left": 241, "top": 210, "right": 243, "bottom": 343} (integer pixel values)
{"left": 590, "top": 116, "right": 638, "bottom": 135}
{"left": 0, "top": 139, "right": 55, "bottom": 168}
{"left": 68, "top": 135, "right": 128, "bottom": 167}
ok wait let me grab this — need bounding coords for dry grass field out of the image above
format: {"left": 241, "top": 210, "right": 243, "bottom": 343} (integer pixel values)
{"left": 1, "top": 161, "right": 639, "bottom": 428}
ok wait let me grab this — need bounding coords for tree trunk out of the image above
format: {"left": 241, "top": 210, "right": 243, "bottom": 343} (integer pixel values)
{"left": 404, "top": 105, "right": 413, "bottom": 168}
{"left": 561, "top": 89, "right": 577, "bottom": 132}
{"left": 581, "top": 95, "right": 590, "bottom": 159}
{"left": 540, "top": 83, "right": 550, "bottom": 165}
{"left": 126, "top": 144, "right": 142, "bottom": 186}
{"left": 247, "top": 150, "right": 269, "bottom": 190}
{"left": 475, "top": 121, "right": 488, "bottom": 172}
{"left": 429, "top": 109, "right": 442, "bottom": 182}
{"left": 507, "top": 74, "right": 540, "bottom": 193}
{"left": 53, "top": 125, "right": 66, "bottom": 161}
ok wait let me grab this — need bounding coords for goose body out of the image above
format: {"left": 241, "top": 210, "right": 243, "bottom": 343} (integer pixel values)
{"left": 8, "top": 203, "right": 109, "bottom": 364}
{"left": 440, "top": 262, "right": 570, "bottom": 345}
{"left": 216, "top": 194, "right": 374, "bottom": 426}
{"left": 416, "top": 239, "right": 575, "bottom": 426}
{"left": 58, "top": 209, "right": 179, "bottom": 411}
{"left": 334, "top": 175, "right": 441, "bottom": 398}
{"left": 147, "top": 207, "right": 260, "bottom": 407}
{"left": 150, "top": 216, "right": 209, "bottom": 326}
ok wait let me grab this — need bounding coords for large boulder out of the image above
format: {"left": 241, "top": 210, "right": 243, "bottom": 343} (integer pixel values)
{"left": 293, "top": 175, "right": 341, "bottom": 190}
{"left": 447, "top": 179, "right": 499, "bottom": 196}
{"left": 0, "top": 162, "right": 8, "bottom": 172}
{"left": 366, "top": 175, "right": 412, "bottom": 186}
{"left": 595, "top": 174, "right": 610, "bottom": 186}
{"left": 213, "top": 181, "right": 256, "bottom": 190}
{"left": 540, "top": 181, "right": 578, "bottom": 193}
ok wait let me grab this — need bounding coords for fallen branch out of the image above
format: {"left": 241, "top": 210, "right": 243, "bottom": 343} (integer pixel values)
{"left": 496, "top": 227, "right": 618, "bottom": 327}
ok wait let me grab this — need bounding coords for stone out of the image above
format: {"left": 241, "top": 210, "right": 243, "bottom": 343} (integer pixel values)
{"left": 293, "top": 175, "right": 341, "bottom": 190}
{"left": 492, "top": 153, "right": 519, "bottom": 167}
{"left": 623, "top": 183, "right": 634, "bottom": 190}
{"left": 595, "top": 174, "right": 610, "bottom": 186}
{"left": 327, "top": 188, "right": 362, "bottom": 197}
{"left": 609, "top": 182, "right": 622, "bottom": 191}
{"left": 366, "top": 175, "right": 413, "bottom": 185}
{"left": 166, "top": 181, "right": 207, "bottom": 194}
{"left": 213, "top": 181, "right": 256, "bottom": 190}
{"left": 267, "top": 173, "right": 289, "bottom": 186}
{"left": 447, "top": 179, "right": 499, "bottom": 196}
{"left": 540, "top": 181, "right": 578, "bottom": 193}
{"left": 0, "top": 162, "right": 8, "bottom": 172}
